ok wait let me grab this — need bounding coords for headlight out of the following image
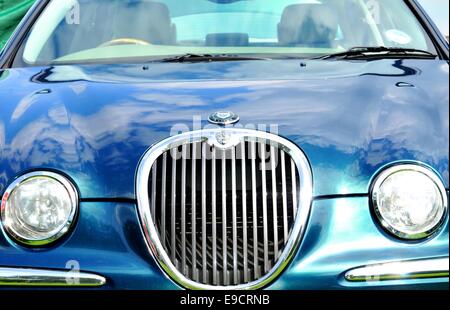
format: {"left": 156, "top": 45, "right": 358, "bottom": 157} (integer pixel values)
{"left": 1, "top": 172, "right": 78, "bottom": 246}
{"left": 371, "top": 164, "right": 448, "bottom": 240}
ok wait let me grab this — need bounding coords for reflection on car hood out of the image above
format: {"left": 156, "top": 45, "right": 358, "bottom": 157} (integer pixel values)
{"left": 0, "top": 59, "right": 448, "bottom": 198}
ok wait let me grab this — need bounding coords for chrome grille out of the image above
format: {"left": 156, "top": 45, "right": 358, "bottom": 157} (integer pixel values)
{"left": 136, "top": 129, "right": 313, "bottom": 289}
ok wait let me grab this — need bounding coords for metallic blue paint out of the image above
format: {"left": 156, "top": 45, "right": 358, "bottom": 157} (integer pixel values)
{"left": 0, "top": 198, "right": 447, "bottom": 289}
{"left": 0, "top": 0, "right": 448, "bottom": 288}
{"left": 0, "top": 59, "right": 449, "bottom": 199}
{"left": 0, "top": 59, "right": 449, "bottom": 289}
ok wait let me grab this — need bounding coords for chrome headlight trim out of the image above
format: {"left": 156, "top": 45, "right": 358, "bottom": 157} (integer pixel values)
{"left": 136, "top": 129, "right": 314, "bottom": 290}
{"left": 0, "top": 171, "right": 79, "bottom": 246}
{"left": 370, "top": 163, "right": 448, "bottom": 240}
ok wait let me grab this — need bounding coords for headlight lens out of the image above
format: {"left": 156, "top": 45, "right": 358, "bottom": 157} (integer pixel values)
{"left": 1, "top": 172, "right": 78, "bottom": 246}
{"left": 371, "top": 164, "right": 448, "bottom": 240}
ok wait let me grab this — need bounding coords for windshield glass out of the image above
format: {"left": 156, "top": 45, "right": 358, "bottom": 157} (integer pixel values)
{"left": 14, "top": 0, "right": 437, "bottom": 66}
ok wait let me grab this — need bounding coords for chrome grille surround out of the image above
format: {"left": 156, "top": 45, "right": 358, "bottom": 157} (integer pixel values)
{"left": 136, "top": 129, "right": 313, "bottom": 290}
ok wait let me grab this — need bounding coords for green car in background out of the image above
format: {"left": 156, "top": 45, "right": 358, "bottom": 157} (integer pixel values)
{"left": 0, "top": 0, "right": 34, "bottom": 48}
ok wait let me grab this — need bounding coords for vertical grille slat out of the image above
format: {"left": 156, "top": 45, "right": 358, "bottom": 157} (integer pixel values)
{"left": 151, "top": 162, "right": 157, "bottom": 223}
{"left": 231, "top": 147, "right": 238, "bottom": 284}
{"left": 221, "top": 150, "right": 228, "bottom": 286}
{"left": 181, "top": 145, "right": 187, "bottom": 274}
{"left": 250, "top": 141, "right": 259, "bottom": 280}
{"left": 170, "top": 148, "right": 177, "bottom": 263}
{"left": 260, "top": 142, "right": 269, "bottom": 274}
{"left": 241, "top": 142, "right": 249, "bottom": 283}
{"left": 191, "top": 143, "right": 197, "bottom": 280}
{"left": 270, "top": 145, "right": 279, "bottom": 259}
{"left": 281, "top": 151, "right": 289, "bottom": 242}
{"left": 201, "top": 143, "right": 207, "bottom": 282}
{"left": 291, "top": 158, "right": 298, "bottom": 217}
{"left": 161, "top": 153, "right": 167, "bottom": 247}
{"left": 141, "top": 130, "right": 311, "bottom": 289}
{"left": 211, "top": 147, "right": 218, "bottom": 285}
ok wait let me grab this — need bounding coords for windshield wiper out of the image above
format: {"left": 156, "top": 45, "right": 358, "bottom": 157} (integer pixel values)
{"left": 314, "top": 46, "right": 437, "bottom": 60}
{"left": 157, "top": 53, "right": 271, "bottom": 63}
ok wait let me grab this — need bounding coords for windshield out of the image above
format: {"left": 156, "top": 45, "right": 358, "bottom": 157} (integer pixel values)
{"left": 14, "top": 0, "right": 438, "bottom": 66}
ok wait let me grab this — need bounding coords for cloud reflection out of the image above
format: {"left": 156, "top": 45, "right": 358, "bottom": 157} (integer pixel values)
{"left": 0, "top": 59, "right": 448, "bottom": 198}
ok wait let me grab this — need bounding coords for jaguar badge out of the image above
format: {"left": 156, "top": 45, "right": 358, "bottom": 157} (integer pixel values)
{"left": 208, "top": 111, "right": 240, "bottom": 126}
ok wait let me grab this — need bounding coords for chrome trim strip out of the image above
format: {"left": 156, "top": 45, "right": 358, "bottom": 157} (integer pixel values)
{"left": 161, "top": 153, "right": 167, "bottom": 247}
{"left": 136, "top": 128, "right": 313, "bottom": 290}
{"left": 181, "top": 145, "right": 187, "bottom": 274}
{"left": 281, "top": 151, "right": 289, "bottom": 242}
{"left": 151, "top": 162, "right": 157, "bottom": 222}
{"left": 345, "top": 257, "right": 449, "bottom": 282}
{"left": 221, "top": 149, "right": 228, "bottom": 286}
{"left": 211, "top": 146, "right": 217, "bottom": 285}
{"left": 0, "top": 267, "right": 106, "bottom": 287}
{"left": 270, "top": 145, "right": 279, "bottom": 259}
{"left": 170, "top": 148, "right": 177, "bottom": 262}
{"left": 291, "top": 158, "right": 297, "bottom": 216}
{"left": 231, "top": 147, "right": 238, "bottom": 284}
{"left": 191, "top": 142, "right": 197, "bottom": 281}
{"left": 201, "top": 143, "right": 207, "bottom": 283}
{"left": 1, "top": 171, "right": 78, "bottom": 247}
{"left": 260, "top": 142, "right": 269, "bottom": 274}
{"left": 241, "top": 142, "right": 249, "bottom": 283}
{"left": 250, "top": 141, "right": 259, "bottom": 280}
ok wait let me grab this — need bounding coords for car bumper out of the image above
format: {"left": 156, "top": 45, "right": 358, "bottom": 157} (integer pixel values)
{"left": 0, "top": 197, "right": 448, "bottom": 290}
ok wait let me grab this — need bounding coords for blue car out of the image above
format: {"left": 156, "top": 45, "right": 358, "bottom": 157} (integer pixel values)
{"left": 0, "top": 0, "right": 448, "bottom": 290}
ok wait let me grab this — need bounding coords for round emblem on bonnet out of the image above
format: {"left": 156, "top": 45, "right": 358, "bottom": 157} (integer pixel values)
{"left": 208, "top": 111, "right": 240, "bottom": 126}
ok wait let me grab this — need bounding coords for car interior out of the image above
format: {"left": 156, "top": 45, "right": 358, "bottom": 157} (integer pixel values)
{"left": 37, "top": 0, "right": 352, "bottom": 62}
{"left": 19, "top": 0, "right": 434, "bottom": 65}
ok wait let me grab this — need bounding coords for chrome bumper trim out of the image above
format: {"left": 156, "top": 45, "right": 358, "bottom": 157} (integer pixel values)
{"left": 0, "top": 267, "right": 106, "bottom": 287}
{"left": 345, "top": 257, "right": 449, "bottom": 282}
